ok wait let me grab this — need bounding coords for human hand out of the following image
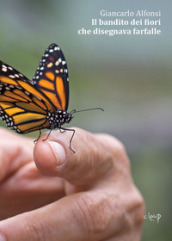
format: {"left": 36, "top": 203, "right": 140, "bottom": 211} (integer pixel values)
{"left": 0, "top": 128, "right": 65, "bottom": 219}
{"left": 0, "top": 127, "right": 144, "bottom": 241}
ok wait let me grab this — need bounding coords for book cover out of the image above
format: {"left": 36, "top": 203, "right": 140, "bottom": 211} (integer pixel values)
{"left": 0, "top": 0, "right": 171, "bottom": 240}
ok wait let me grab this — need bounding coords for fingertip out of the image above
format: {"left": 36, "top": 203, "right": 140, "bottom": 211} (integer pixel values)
{"left": 47, "top": 140, "right": 66, "bottom": 166}
{"left": 34, "top": 130, "right": 70, "bottom": 176}
{"left": 34, "top": 138, "right": 57, "bottom": 176}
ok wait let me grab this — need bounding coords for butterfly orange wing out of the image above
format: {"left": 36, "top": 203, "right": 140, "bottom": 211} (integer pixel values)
{"left": 0, "top": 61, "right": 51, "bottom": 133}
{"left": 0, "top": 43, "right": 70, "bottom": 134}
{"left": 32, "top": 43, "right": 69, "bottom": 111}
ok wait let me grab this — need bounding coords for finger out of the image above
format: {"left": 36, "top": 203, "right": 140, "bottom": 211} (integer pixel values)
{"left": 0, "top": 162, "right": 65, "bottom": 220}
{"left": 0, "top": 190, "right": 132, "bottom": 241}
{"left": 34, "top": 128, "right": 124, "bottom": 187}
{"left": 1, "top": 161, "right": 64, "bottom": 196}
{"left": 0, "top": 130, "right": 34, "bottom": 182}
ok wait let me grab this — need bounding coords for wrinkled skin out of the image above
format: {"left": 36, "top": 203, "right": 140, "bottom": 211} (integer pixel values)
{"left": 0, "top": 127, "right": 144, "bottom": 241}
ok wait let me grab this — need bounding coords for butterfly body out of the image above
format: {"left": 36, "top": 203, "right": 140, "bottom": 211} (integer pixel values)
{"left": 46, "top": 110, "right": 72, "bottom": 129}
{"left": 0, "top": 43, "right": 74, "bottom": 141}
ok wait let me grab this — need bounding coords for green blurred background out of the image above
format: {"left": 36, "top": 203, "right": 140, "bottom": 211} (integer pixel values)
{"left": 0, "top": 0, "right": 171, "bottom": 240}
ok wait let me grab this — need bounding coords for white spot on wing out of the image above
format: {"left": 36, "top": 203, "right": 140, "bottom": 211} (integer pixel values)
{"left": 55, "top": 60, "right": 60, "bottom": 66}
{"left": 54, "top": 46, "right": 60, "bottom": 51}
{"left": 47, "top": 62, "right": 53, "bottom": 68}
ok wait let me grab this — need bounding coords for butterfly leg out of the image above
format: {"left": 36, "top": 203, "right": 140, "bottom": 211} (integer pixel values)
{"left": 60, "top": 127, "right": 75, "bottom": 153}
{"left": 43, "top": 129, "right": 53, "bottom": 141}
{"left": 59, "top": 128, "right": 66, "bottom": 133}
{"left": 34, "top": 129, "right": 42, "bottom": 143}
{"left": 43, "top": 123, "right": 56, "bottom": 141}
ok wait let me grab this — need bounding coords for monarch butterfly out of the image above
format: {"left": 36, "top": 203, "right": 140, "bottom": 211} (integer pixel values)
{"left": 0, "top": 43, "right": 103, "bottom": 152}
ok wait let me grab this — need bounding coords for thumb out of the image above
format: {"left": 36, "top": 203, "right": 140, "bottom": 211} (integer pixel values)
{"left": 34, "top": 128, "right": 121, "bottom": 187}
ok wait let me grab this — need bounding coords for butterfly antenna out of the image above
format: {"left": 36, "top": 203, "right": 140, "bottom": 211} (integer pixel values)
{"left": 70, "top": 107, "right": 104, "bottom": 115}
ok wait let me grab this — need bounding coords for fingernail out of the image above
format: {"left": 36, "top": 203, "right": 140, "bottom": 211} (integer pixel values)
{"left": 47, "top": 141, "right": 66, "bottom": 166}
{"left": 0, "top": 234, "right": 6, "bottom": 241}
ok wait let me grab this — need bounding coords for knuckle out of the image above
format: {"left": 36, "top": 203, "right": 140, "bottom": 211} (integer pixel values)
{"left": 93, "top": 134, "right": 131, "bottom": 177}
{"left": 133, "top": 190, "right": 145, "bottom": 225}
{"left": 75, "top": 193, "right": 112, "bottom": 234}
{"left": 96, "top": 134, "right": 127, "bottom": 159}
{"left": 126, "top": 187, "right": 145, "bottom": 228}
{"left": 110, "top": 137, "right": 126, "bottom": 157}
{"left": 112, "top": 139, "right": 130, "bottom": 169}
{"left": 104, "top": 135, "right": 130, "bottom": 170}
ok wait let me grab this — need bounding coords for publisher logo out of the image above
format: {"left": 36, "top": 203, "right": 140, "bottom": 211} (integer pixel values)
{"left": 144, "top": 212, "right": 161, "bottom": 223}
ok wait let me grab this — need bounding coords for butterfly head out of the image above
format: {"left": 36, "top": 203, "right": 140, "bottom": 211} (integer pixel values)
{"left": 64, "top": 111, "right": 73, "bottom": 124}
